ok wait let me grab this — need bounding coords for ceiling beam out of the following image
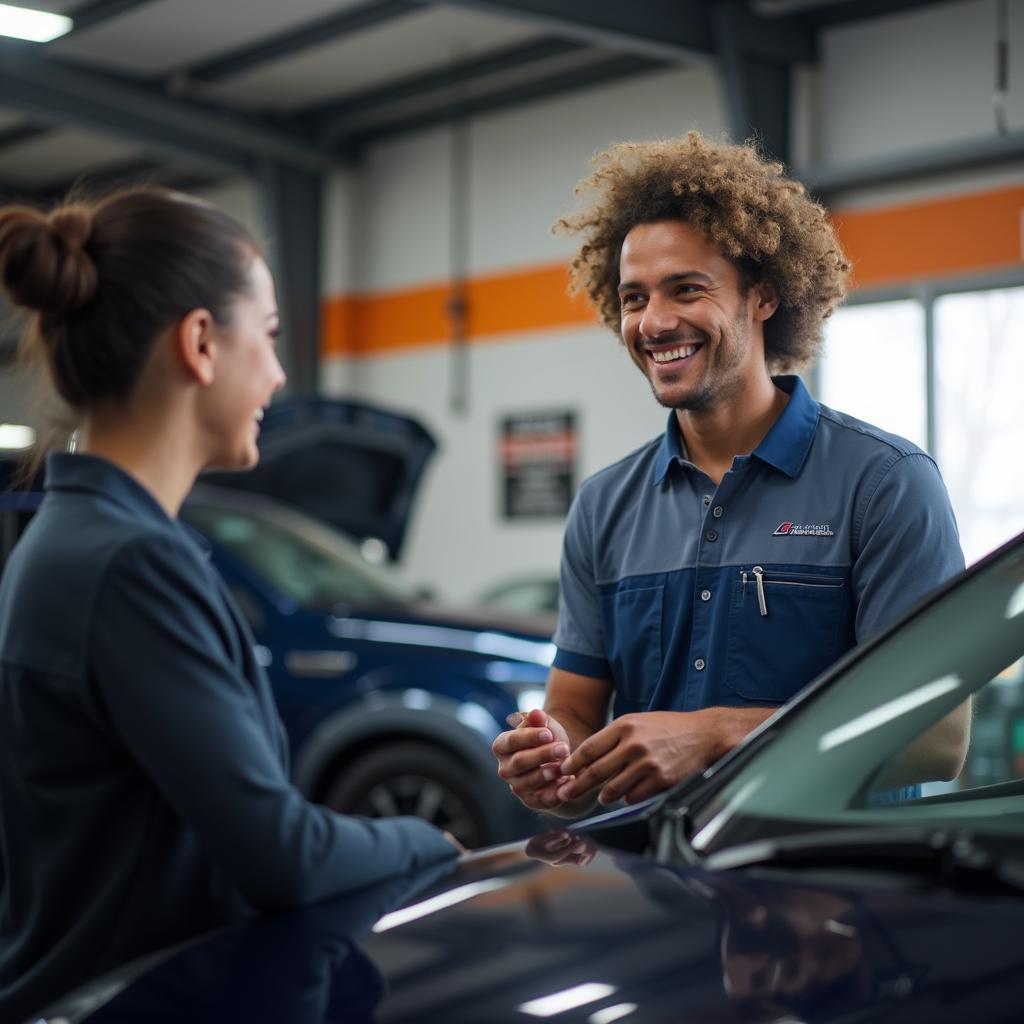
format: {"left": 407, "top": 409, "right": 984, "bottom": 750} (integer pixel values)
{"left": 339, "top": 54, "right": 668, "bottom": 149}
{"left": 178, "top": 0, "right": 420, "bottom": 83}
{"left": 306, "top": 36, "right": 584, "bottom": 143}
{"left": 56, "top": 0, "right": 161, "bottom": 36}
{"left": 0, "top": 46, "right": 338, "bottom": 176}
{"left": 711, "top": 0, "right": 792, "bottom": 164}
{"left": 411, "top": 0, "right": 814, "bottom": 64}
{"left": 0, "top": 121, "right": 53, "bottom": 153}
{"left": 30, "top": 157, "right": 168, "bottom": 199}
{"left": 800, "top": 130, "right": 1024, "bottom": 200}
{"left": 795, "top": 0, "right": 958, "bottom": 28}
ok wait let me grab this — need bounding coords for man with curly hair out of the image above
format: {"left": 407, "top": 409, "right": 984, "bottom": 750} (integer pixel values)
{"left": 493, "top": 132, "right": 967, "bottom": 816}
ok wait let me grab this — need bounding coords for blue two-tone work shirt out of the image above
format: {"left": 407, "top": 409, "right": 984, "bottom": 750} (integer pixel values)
{"left": 553, "top": 376, "right": 964, "bottom": 714}
{"left": 0, "top": 454, "right": 456, "bottom": 1021}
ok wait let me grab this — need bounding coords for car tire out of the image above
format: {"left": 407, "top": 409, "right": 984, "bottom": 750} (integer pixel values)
{"left": 322, "top": 741, "right": 492, "bottom": 849}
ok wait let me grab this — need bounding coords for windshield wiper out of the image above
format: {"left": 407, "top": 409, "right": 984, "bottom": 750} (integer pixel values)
{"left": 703, "top": 825, "right": 1024, "bottom": 895}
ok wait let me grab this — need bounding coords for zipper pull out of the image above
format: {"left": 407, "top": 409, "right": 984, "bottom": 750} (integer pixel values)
{"left": 752, "top": 566, "right": 768, "bottom": 617}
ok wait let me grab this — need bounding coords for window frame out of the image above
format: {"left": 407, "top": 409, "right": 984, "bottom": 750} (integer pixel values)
{"left": 817, "top": 266, "right": 1024, "bottom": 457}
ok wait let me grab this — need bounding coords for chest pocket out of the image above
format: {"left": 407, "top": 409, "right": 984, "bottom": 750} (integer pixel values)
{"left": 725, "top": 567, "right": 847, "bottom": 704}
{"left": 599, "top": 583, "right": 664, "bottom": 704}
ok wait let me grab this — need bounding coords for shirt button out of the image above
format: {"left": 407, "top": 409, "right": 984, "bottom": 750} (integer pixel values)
{"left": 694, "top": 658, "right": 706, "bottom": 671}
{"left": 702, "top": 495, "right": 711, "bottom": 506}
{"left": 705, "top": 530, "right": 718, "bottom": 542}
{"left": 713, "top": 506, "right": 724, "bottom": 518}
{"left": 700, "top": 589, "right": 712, "bottom": 601}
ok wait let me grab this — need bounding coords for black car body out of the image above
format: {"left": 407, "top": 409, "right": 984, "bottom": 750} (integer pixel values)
{"left": 28, "top": 530, "right": 1024, "bottom": 1023}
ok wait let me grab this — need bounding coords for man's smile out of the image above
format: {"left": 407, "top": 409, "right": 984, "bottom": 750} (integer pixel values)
{"left": 643, "top": 340, "right": 705, "bottom": 369}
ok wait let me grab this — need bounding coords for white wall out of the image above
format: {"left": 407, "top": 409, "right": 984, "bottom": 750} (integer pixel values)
{"left": 192, "top": 177, "right": 266, "bottom": 242}
{"left": 819, "top": 0, "right": 1024, "bottom": 165}
{"left": 815, "top": 0, "right": 1024, "bottom": 206}
{"left": 0, "top": 361, "right": 40, "bottom": 431}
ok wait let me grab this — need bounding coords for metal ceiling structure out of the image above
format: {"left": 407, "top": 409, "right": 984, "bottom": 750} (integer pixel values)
{"left": 0, "top": 0, "right": 1015, "bottom": 386}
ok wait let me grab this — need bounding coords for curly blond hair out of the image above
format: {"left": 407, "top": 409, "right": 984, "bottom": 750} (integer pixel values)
{"left": 555, "top": 132, "right": 850, "bottom": 372}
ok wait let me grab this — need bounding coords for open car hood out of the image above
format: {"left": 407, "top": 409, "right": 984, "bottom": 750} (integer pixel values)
{"left": 202, "top": 397, "right": 436, "bottom": 561}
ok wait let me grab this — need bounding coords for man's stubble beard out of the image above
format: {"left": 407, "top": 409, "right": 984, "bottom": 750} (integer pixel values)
{"left": 642, "top": 304, "right": 751, "bottom": 413}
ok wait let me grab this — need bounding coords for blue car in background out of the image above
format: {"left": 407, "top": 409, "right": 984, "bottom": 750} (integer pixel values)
{"left": 0, "top": 398, "right": 555, "bottom": 847}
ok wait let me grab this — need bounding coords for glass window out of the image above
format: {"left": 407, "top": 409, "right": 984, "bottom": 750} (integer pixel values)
{"left": 935, "top": 286, "right": 1024, "bottom": 565}
{"left": 818, "top": 300, "right": 927, "bottom": 450}
{"left": 688, "top": 538, "right": 1024, "bottom": 852}
{"left": 183, "top": 496, "right": 417, "bottom": 611}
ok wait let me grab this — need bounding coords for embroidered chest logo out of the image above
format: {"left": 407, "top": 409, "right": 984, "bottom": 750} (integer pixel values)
{"left": 773, "top": 521, "right": 835, "bottom": 537}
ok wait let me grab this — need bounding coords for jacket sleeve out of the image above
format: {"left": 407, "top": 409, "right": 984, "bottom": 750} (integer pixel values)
{"left": 852, "top": 451, "right": 965, "bottom": 643}
{"left": 90, "top": 533, "right": 457, "bottom": 912}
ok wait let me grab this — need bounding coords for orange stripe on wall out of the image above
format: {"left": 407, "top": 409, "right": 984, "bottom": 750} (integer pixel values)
{"left": 832, "top": 183, "right": 1024, "bottom": 289}
{"left": 320, "top": 263, "right": 594, "bottom": 357}
{"left": 321, "top": 183, "right": 1024, "bottom": 357}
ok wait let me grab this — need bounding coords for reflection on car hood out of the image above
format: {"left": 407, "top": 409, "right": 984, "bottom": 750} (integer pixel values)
{"left": 45, "top": 818, "right": 1024, "bottom": 1024}
{"left": 405, "top": 600, "right": 558, "bottom": 641}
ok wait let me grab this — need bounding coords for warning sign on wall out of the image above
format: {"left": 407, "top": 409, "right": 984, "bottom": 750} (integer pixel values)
{"left": 500, "top": 411, "right": 577, "bottom": 519}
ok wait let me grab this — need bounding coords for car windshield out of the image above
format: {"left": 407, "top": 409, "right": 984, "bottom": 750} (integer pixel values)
{"left": 684, "top": 535, "right": 1024, "bottom": 857}
{"left": 183, "top": 490, "right": 419, "bottom": 611}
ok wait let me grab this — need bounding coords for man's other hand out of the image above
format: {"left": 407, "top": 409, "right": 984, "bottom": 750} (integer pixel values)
{"left": 491, "top": 708, "right": 575, "bottom": 811}
{"left": 556, "top": 707, "right": 776, "bottom": 807}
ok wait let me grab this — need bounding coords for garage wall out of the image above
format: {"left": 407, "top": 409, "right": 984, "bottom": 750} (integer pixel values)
{"left": 319, "top": 63, "right": 727, "bottom": 599}
{"left": 313, "top": 0, "right": 1023, "bottom": 600}
{"left": 818, "top": 0, "right": 1023, "bottom": 167}
{"left": 814, "top": 0, "right": 1024, "bottom": 209}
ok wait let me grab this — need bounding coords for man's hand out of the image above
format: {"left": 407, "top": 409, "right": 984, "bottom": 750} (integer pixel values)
{"left": 491, "top": 708, "right": 575, "bottom": 811}
{"left": 556, "top": 706, "right": 777, "bottom": 807}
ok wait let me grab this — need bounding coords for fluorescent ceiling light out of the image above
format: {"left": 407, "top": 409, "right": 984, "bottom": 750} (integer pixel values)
{"left": 0, "top": 3, "right": 72, "bottom": 42}
{"left": 372, "top": 877, "right": 509, "bottom": 933}
{"left": 0, "top": 424, "right": 36, "bottom": 450}
{"left": 818, "top": 674, "right": 962, "bottom": 752}
{"left": 518, "top": 983, "right": 617, "bottom": 1018}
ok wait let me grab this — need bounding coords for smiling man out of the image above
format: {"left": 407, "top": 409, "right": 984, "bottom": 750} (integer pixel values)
{"left": 492, "top": 132, "right": 965, "bottom": 815}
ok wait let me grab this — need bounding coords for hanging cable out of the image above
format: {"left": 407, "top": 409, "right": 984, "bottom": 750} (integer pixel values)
{"left": 993, "top": 0, "right": 1009, "bottom": 135}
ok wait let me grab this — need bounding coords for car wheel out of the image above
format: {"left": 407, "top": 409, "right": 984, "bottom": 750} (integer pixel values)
{"left": 322, "top": 742, "right": 491, "bottom": 849}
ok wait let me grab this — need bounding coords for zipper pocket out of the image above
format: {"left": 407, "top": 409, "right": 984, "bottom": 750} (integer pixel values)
{"left": 740, "top": 568, "right": 845, "bottom": 618}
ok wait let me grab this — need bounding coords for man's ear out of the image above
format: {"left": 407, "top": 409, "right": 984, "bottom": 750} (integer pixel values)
{"left": 176, "top": 308, "right": 217, "bottom": 386}
{"left": 751, "top": 279, "right": 780, "bottom": 322}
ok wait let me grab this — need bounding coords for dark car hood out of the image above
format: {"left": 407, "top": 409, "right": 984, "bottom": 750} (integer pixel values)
{"left": 201, "top": 396, "right": 436, "bottom": 561}
{"left": 42, "top": 819, "right": 1024, "bottom": 1024}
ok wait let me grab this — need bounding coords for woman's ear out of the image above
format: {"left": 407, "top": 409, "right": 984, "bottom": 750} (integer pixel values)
{"left": 176, "top": 308, "right": 217, "bottom": 386}
{"left": 752, "top": 279, "right": 780, "bottom": 322}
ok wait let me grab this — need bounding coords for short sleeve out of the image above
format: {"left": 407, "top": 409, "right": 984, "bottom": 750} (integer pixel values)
{"left": 90, "top": 533, "right": 456, "bottom": 911}
{"left": 852, "top": 452, "right": 965, "bottom": 641}
{"left": 552, "top": 487, "right": 611, "bottom": 679}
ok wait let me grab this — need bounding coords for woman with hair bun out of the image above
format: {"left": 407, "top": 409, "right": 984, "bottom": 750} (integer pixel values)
{"left": 0, "top": 189, "right": 459, "bottom": 1019}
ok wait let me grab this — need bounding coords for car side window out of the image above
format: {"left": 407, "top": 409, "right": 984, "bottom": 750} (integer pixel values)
{"left": 185, "top": 504, "right": 388, "bottom": 610}
{"left": 862, "top": 655, "right": 1024, "bottom": 808}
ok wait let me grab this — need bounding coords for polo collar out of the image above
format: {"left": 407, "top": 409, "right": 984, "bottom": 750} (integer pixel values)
{"left": 752, "top": 375, "right": 820, "bottom": 478}
{"left": 653, "top": 412, "right": 690, "bottom": 485}
{"left": 44, "top": 452, "right": 175, "bottom": 525}
{"left": 651, "top": 374, "right": 819, "bottom": 485}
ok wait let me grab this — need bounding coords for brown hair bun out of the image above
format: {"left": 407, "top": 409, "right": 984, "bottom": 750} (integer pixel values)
{"left": 0, "top": 203, "right": 98, "bottom": 319}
